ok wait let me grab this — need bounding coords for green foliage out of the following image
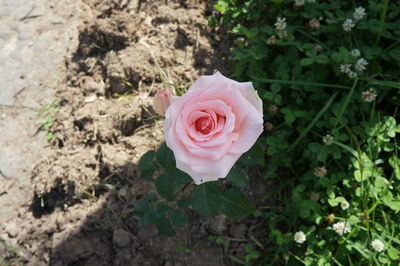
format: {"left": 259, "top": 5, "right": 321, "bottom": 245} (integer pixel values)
{"left": 135, "top": 141, "right": 260, "bottom": 236}
{"left": 36, "top": 100, "right": 59, "bottom": 142}
{"left": 210, "top": 0, "right": 400, "bottom": 264}
{"left": 192, "top": 182, "right": 222, "bottom": 217}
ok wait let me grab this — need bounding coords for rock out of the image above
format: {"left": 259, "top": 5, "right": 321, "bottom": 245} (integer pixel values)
{"left": 164, "top": 261, "right": 173, "bottom": 266}
{"left": 207, "top": 214, "right": 227, "bottom": 235}
{"left": 229, "top": 223, "right": 248, "bottom": 239}
{"left": 0, "top": 242, "right": 6, "bottom": 258}
{"left": 117, "top": 185, "right": 129, "bottom": 199}
{"left": 113, "top": 228, "right": 131, "bottom": 248}
{"left": 84, "top": 94, "right": 97, "bottom": 103}
{"left": 5, "top": 222, "right": 19, "bottom": 238}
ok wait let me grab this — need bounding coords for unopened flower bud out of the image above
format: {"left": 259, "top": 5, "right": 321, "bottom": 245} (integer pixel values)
{"left": 314, "top": 166, "right": 327, "bottom": 177}
{"left": 264, "top": 122, "right": 274, "bottom": 132}
{"left": 277, "top": 30, "right": 287, "bottom": 39}
{"left": 268, "top": 105, "right": 279, "bottom": 115}
{"left": 326, "top": 213, "right": 336, "bottom": 224}
{"left": 310, "top": 192, "right": 320, "bottom": 201}
{"left": 266, "top": 35, "right": 277, "bottom": 45}
{"left": 309, "top": 18, "right": 320, "bottom": 29}
{"left": 153, "top": 89, "right": 175, "bottom": 116}
{"left": 313, "top": 43, "right": 323, "bottom": 52}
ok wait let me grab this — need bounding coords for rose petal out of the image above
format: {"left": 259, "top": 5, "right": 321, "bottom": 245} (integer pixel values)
{"left": 176, "top": 160, "right": 219, "bottom": 184}
{"left": 176, "top": 152, "right": 241, "bottom": 184}
{"left": 241, "top": 82, "right": 263, "bottom": 115}
{"left": 197, "top": 83, "right": 250, "bottom": 130}
{"left": 190, "top": 153, "right": 241, "bottom": 182}
{"left": 188, "top": 71, "right": 227, "bottom": 92}
{"left": 229, "top": 105, "right": 263, "bottom": 154}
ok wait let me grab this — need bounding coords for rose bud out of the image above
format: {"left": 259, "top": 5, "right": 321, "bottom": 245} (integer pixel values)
{"left": 153, "top": 89, "right": 175, "bottom": 116}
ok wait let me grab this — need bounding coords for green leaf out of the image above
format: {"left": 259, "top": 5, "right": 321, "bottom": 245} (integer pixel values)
{"left": 298, "top": 201, "right": 311, "bottom": 219}
{"left": 134, "top": 200, "right": 149, "bottom": 214}
{"left": 300, "top": 58, "right": 314, "bottom": 66}
{"left": 315, "top": 54, "right": 329, "bottom": 64}
{"left": 214, "top": 0, "right": 229, "bottom": 13}
{"left": 226, "top": 165, "right": 249, "bottom": 187}
{"left": 388, "top": 247, "right": 400, "bottom": 260}
{"left": 156, "top": 142, "right": 175, "bottom": 169}
{"left": 155, "top": 216, "right": 176, "bottom": 236}
{"left": 327, "top": 196, "right": 345, "bottom": 207}
{"left": 389, "top": 48, "right": 400, "bottom": 61}
{"left": 168, "top": 170, "right": 193, "bottom": 184}
{"left": 177, "top": 198, "right": 191, "bottom": 208}
{"left": 170, "top": 210, "right": 188, "bottom": 228}
{"left": 139, "top": 150, "right": 156, "bottom": 179}
{"left": 331, "top": 52, "right": 342, "bottom": 63}
{"left": 221, "top": 189, "right": 256, "bottom": 217}
{"left": 192, "top": 182, "right": 221, "bottom": 217}
{"left": 387, "top": 200, "right": 400, "bottom": 211}
{"left": 389, "top": 156, "right": 400, "bottom": 180}
{"left": 156, "top": 174, "right": 175, "bottom": 201}
{"left": 271, "top": 83, "right": 281, "bottom": 93}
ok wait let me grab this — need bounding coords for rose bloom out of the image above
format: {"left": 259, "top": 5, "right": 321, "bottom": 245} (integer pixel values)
{"left": 163, "top": 72, "right": 263, "bottom": 184}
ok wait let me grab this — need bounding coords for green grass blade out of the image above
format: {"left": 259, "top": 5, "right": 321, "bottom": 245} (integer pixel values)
{"left": 252, "top": 77, "right": 351, "bottom": 89}
{"left": 331, "top": 140, "right": 359, "bottom": 158}
{"left": 376, "top": 0, "right": 389, "bottom": 44}
{"left": 288, "top": 91, "right": 339, "bottom": 151}
{"left": 367, "top": 79, "right": 400, "bottom": 89}
{"left": 334, "top": 79, "right": 358, "bottom": 127}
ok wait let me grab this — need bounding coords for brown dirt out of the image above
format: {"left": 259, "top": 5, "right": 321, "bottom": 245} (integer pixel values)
{"left": 0, "top": 0, "right": 256, "bottom": 265}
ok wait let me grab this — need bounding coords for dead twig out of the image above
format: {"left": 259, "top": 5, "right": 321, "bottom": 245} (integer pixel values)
{"left": 0, "top": 170, "right": 11, "bottom": 180}
{"left": 0, "top": 104, "right": 37, "bottom": 111}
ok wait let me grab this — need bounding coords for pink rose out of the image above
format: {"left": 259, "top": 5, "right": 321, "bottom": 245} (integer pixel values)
{"left": 163, "top": 72, "right": 263, "bottom": 184}
{"left": 153, "top": 89, "right": 176, "bottom": 116}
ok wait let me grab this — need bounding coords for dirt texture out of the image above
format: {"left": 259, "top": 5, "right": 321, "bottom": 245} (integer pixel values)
{"left": 0, "top": 0, "right": 80, "bottom": 249}
{"left": 0, "top": 0, "right": 247, "bottom": 265}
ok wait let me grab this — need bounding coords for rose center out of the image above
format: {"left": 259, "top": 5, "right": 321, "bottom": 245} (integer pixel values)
{"left": 195, "top": 117, "right": 212, "bottom": 134}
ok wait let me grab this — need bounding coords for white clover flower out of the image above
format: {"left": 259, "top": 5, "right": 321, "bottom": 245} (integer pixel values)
{"left": 371, "top": 239, "right": 384, "bottom": 252}
{"left": 361, "top": 89, "right": 377, "bottom": 103}
{"left": 342, "top": 18, "right": 355, "bottom": 32}
{"left": 355, "top": 58, "right": 368, "bottom": 71}
{"left": 340, "top": 200, "right": 350, "bottom": 210}
{"left": 351, "top": 49, "right": 361, "bottom": 57}
{"left": 275, "top": 17, "right": 287, "bottom": 31}
{"left": 322, "top": 134, "right": 334, "bottom": 145}
{"left": 307, "top": 0, "right": 316, "bottom": 2}
{"left": 353, "top": 7, "right": 366, "bottom": 21}
{"left": 294, "top": 231, "right": 306, "bottom": 244}
{"left": 314, "top": 166, "right": 327, "bottom": 177}
{"left": 295, "top": 0, "right": 305, "bottom": 6}
{"left": 348, "top": 71, "right": 357, "bottom": 79}
{"left": 332, "top": 221, "right": 351, "bottom": 235}
{"left": 340, "top": 64, "right": 351, "bottom": 74}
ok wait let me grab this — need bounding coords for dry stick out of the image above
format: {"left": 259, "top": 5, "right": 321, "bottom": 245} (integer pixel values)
{"left": 0, "top": 170, "right": 11, "bottom": 180}
{"left": 0, "top": 104, "right": 37, "bottom": 111}
{"left": 13, "top": 87, "right": 28, "bottom": 103}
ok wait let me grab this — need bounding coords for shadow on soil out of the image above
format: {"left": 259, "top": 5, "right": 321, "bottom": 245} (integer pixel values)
{"left": 17, "top": 1, "right": 243, "bottom": 265}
